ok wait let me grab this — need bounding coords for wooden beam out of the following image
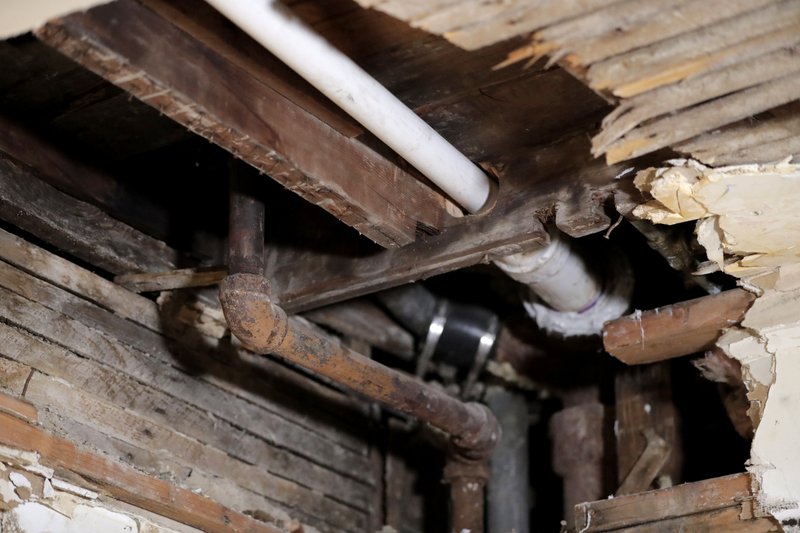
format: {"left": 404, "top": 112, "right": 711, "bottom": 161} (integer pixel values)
{"left": 304, "top": 299, "right": 416, "bottom": 359}
{"left": 271, "top": 134, "right": 624, "bottom": 312}
{"left": 603, "top": 289, "right": 756, "bottom": 365}
{"left": 37, "top": 0, "right": 452, "bottom": 248}
{"left": 614, "top": 364, "right": 681, "bottom": 496}
{"left": 575, "top": 473, "right": 777, "bottom": 532}
{"left": 0, "top": 155, "right": 178, "bottom": 275}
{"left": 0, "top": 410, "right": 282, "bottom": 533}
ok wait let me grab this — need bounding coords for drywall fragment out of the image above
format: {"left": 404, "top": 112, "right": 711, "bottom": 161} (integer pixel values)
{"left": 633, "top": 158, "right": 800, "bottom": 525}
{"left": 6, "top": 502, "right": 138, "bottom": 533}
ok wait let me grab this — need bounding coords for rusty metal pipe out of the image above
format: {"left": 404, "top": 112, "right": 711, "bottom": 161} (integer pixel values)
{"left": 220, "top": 272, "right": 499, "bottom": 458}
{"left": 221, "top": 180, "right": 500, "bottom": 528}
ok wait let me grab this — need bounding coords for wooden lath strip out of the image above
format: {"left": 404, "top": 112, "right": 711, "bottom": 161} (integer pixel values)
{"left": 593, "top": 45, "right": 800, "bottom": 154}
{"left": 586, "top": 1, "right": 800, "bottom": 94}
{"left": 534, "top": 0, "right": 688, "bottom": 55}
{"left": 712, "top": 134, "right": 800, "bottom": 166}
{"left": 676, "top": 103, "right": 800, "bottom": 157}
{"left": 604, "top": 71, "right": 800, "bottom": 164}
{"left": 569, "top": 0, "right": 775, "bottom": 65}
{"left": 0, "top": 410, "right": 282, "bottom": 533}
{"left": 438, "top": 0, "right": 625, "bottom": 51}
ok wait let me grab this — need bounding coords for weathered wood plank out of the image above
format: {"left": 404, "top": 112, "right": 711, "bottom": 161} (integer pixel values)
{"left": 614, "top": 364, "right": 681, "bottom": 496}
{"left": 31, "top": 405, "right": 327, "bottom": 532}
{"left": 569, "top": 0, "right": 773, "bottom": 65}
{"left": 0, "top": 316, "right": 371, "bottom": 517}
{"left": 305, "top": 299, "right": 416, "bottom": 359}
{"left": 604, "top": 71, "right": 800, "bottom": 163}
{"left": 115, "top": 265, "right": 228, "bottom": 293}
{"left": 594, "top": 46, "right": 800, "bottom": 155}
{"left": 586, "top": 2, "right": 800, "bottom": 95}
{"left": 0, "top": 410, "right": 284, "bottom": 533}
{"left": 0, "top": 390, "right": 37, "bottom": 423}
{"left": 603, "top": 289, "right": 756, "bottom": 365}
{"left": 38, "top": 0, "right": 453, "bottom": 248}
{"left": 575, "top": 473, "right": 768, "bottom": 532}
{"left": 0, "top": 156, "right": 178, "bottom": 274}
{"left": 20, "top": 370, "right": 366, "bottom": 532}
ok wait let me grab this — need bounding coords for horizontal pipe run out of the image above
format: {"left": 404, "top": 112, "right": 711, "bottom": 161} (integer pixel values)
{"left": 205, "top": 0, "right": 491, "bottom": 213}
{"left": 603, "top": 288, "right": 756, "bottom": 364}
{"left": 219, "top": 273, "right": 499, "bottom": 459}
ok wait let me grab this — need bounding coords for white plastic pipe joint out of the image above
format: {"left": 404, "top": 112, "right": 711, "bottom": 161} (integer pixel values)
{"left": 494, "top": 230, "right": 633, "bottom": 337}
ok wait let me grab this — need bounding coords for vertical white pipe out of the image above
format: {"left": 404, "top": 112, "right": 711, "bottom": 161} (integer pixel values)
{"left": 204, "top": 0, "right": 491, "bottom": 213}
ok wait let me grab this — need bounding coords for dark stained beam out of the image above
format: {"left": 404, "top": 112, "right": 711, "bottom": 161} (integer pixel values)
{"left": 270, "top": 134, "right": 624, "bottom": 312}
{"left": 37, "top": 0, "right": 452, "bottom": 248}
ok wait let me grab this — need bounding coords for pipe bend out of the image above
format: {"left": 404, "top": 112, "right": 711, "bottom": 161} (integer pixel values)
{"left": 453, "top": 402, "right": 502, "bottom": 461}
{"left": 219, "top": 273, "right": 289, "bottom": 354}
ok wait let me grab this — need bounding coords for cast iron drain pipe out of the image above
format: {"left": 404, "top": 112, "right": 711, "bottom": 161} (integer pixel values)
{"left": 220, "top": 175, "right": 500, "bottom": 532}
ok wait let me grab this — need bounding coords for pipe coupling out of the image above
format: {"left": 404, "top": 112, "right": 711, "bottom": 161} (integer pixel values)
{"left": 219, "top": 273, "right": 289, "bottom": 354}
{"left": 451, "top": 402, "right": 502, "bottom": 461}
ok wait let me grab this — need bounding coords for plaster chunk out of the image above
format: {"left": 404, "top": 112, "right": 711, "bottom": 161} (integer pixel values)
{"left": 633, "top": 159, "right": 800, "bottom": 522}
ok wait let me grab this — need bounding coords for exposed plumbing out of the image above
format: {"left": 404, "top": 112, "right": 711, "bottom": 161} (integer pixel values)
{"left": 205, "top": 0, "right": 631, "bottom": 340}
{"left": 494, "top": 230, "right": 634, "bottom": 337}
{"left": 220, "top": 175, "right": 499, "bottom": 533}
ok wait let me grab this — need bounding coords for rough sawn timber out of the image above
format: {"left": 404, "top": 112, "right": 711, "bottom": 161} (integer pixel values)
{"left": 36, "top": 0, "right": 453, "bottom": 248}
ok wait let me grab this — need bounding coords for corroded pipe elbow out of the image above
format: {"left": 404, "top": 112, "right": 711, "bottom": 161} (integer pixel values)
{"left": 219, "top": 273, "right": 289, "bottom": 354}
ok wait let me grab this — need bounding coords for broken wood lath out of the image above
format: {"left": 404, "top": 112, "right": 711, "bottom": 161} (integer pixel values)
{"left": 632, "top": 159, "right": 800, "bottom": 527}
{"left": 356, "top": 0, "right": 800, "bottom": 166}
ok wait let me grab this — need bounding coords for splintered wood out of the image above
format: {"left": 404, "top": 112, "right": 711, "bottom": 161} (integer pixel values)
{"left": 356, "top": 0, "right": 800, "bottom": 166}
{"left": 632, "top": 159, "right": 800, "bottom": 528}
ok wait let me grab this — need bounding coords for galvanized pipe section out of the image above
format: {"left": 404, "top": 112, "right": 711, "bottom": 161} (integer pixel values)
{"left": 485, "top": 386, "right": 530, "bottom": 533}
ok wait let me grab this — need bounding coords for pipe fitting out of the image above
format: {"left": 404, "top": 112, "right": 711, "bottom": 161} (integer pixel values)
{"left": 495, "top": 229, "right": 633, "bottom": 337}
{"left": 219, "top": 273, "right": 289, "bottom": 354}
{"left": 451, "top": 402, "right": 502, "bottom": 462}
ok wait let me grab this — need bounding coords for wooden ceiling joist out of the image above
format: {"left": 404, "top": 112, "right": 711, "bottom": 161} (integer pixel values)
{"left": 37, "top": 0, "right": 454, "bottom": 249}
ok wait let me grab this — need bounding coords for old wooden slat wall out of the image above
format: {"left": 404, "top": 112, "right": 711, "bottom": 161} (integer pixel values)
{"left": 0, "top": 225, "right": 380, "bottom": 533}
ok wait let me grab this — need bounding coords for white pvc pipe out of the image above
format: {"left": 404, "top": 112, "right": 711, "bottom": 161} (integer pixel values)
{"left": 204, "top": 0, "right": 491, "bottom": 213}
{"left": 494, "top": 231, "right": 602, "bottom": 313}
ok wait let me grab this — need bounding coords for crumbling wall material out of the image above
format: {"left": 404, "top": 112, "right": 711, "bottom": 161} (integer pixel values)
{"left": 634, "top": 158, "right": 800, "bottom": 526}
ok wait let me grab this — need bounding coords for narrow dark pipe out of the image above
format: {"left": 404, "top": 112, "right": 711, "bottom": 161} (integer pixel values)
{"left": 228, "top": 165, "right": 265, "bottom": 276}
{"left": 485, "top": 386, "right": 530, "bottom": 533}
{"left": 221, "top": 178, "right": 500, "bottom": 527}
{"left": 378, "top": 284, "right": 439, "bottom": 338}
{"left": 445, "top": 457, "right": 489, "bottom": 533}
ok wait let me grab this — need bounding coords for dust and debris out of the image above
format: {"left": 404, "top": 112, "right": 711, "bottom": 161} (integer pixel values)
{"left": 632, "top": 158, "right": 800, "bottom": 521}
